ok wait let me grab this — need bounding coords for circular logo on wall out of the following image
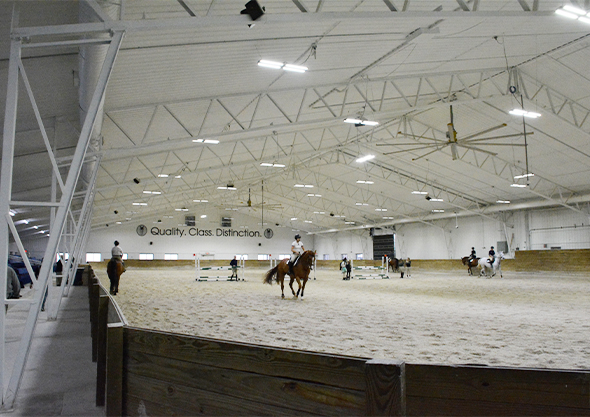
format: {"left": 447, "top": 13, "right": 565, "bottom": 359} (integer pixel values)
{"left": 264, "top": 228, "right": 274, "bottom": 239}
{"left": 136, "top": 224, "right": 148, "bottom": 236}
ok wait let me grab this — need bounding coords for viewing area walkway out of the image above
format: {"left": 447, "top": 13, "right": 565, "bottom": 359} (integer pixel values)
{"left": 3, "top": 281, "right": 103, "bottom": 416}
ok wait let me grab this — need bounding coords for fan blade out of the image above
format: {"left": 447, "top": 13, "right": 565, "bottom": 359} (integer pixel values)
{"left": 462, "top": 132, "right": 534, "bottom": 143}
{"left": 412, "top": 146, "right": 447, "bottom": 161}
{"left": 382, "top": 145, "right": 445, "bottom": 155}
{"left": 458, "top": 144, "right": 498, "bottom": 156}
{"left": 461, "top": 124, "right": 507, "bottom": 141}
{"left": 395, "top": 133, "right": 446, "bottom": 143}
{"left": 462, "top": 143, "right": 527, "bottom": 147}
{"left": 376, "top": 142, "right": 442, "bottom": 146}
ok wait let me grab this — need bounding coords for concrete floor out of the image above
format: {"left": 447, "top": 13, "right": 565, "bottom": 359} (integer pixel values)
{"left": 2, "top": 286, "right": 104, "bottom": 416}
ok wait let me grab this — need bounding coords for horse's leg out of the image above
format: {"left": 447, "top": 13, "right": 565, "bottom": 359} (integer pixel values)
{"left": 295, "top": 276, "right": 302, "bottom": 297}
{"left": 288, "top": 277, "right": 296, "bottom": 296}
{"left": 279, "top": 274, "right": 285, "bottom": 298}
{"left": 300, "top": 278, "right": 308, "bottom": 299}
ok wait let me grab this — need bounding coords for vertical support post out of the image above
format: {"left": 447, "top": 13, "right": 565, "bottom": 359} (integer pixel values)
{"left": 365, "top": 359, "right": 405, "bottom": 416}
{"left": 96, "top": 295, "right": 109, "bottom": 406}
{"left": 0, "top": 37, "right": 21, "bottom": 409}
{"left": 106, "top": 323, "right": 124, "bottom": 417}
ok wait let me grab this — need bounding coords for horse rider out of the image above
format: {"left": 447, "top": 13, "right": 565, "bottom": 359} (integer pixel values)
{"left": 111, "top": 240, "right": 125, "bottom": 272}
{"left": 488, "top": 246, "right": 495, "bottom": 265}
{"left": 288, "top": 234, "right": 305, "bottom": 277}
{"left": 468, "top": 247, "right": 477, "bottom": 262}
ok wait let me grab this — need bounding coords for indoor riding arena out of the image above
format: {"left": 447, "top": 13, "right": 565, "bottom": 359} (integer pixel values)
{"left": 86, "top": 250, "right": 590, "bottom": 416}
{"left": 94, "top": 257, "right": 590, "bottom": 370}
{"left": 6, "top": 2, "right": 590, "bottom": 416}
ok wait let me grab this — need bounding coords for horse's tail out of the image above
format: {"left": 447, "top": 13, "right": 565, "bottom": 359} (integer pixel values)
{"left": 263, "top": 265, "right": 279, "bottom": 285}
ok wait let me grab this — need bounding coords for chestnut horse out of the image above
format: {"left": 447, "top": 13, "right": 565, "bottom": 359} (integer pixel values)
{"left": 263, "top": 250, "right": 315, "bottom": 299}
{"left": 107, "top": 258, "right": 125, "bottom": 295}
{"left": 461, "top": 257, "right": 480, "bottom": 276}
{"left": 387, "top": 257, "right": 400, "bottom": 273}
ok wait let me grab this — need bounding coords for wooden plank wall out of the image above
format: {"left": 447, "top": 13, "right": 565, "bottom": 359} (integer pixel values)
{"left": 405, "top": 364, "right": 590, "bottom": 416}
{"left": 119, "top": 327, "right": 404, "bottom": 416}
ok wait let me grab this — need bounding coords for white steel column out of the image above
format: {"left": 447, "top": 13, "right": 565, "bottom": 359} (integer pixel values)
{"left": 0, "top": 37, "right": 21, "bottom": 409}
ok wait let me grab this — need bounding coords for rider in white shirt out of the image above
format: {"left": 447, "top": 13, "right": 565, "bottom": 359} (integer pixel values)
{"left": 111, "top": 240, "right": 125, "bottom": 271}
{"left": 289, "top": 234, "right": 305, "bottom": 276}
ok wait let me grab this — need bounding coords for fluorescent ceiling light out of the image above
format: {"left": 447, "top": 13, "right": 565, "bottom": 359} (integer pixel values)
{"left": 345, "top": 221, "right": 355, "bottom": 224}
{"left": 225, "top": 208, "right": 238, "bottom": 211}
{"left": 356, "top": 180, "right": 374, "bottom": 184}
{"left": 412, "top": 191, "right": 428, "bottom": 195}
{"left": 429, "top": 198, "right": 443, "bottom": 202}
{"left": 375, "top": 208, "right": 387, "bottom": 212}
{"left": 313, "top": 211, "right": 325, "bottom": 214}
{"left": 200, "top": 215, "right": 207, "bottom": 218}
{"left": 307, "top": 194, "right": 322, "bottom": 197}
{"left": 132, "top": 202, "right": 148, "bottom": 206}
{"left": 193, "top": 139, "right": 219, "bottom": 144}
{"left": 356, "top": 202, "right": 369, "bottom": 206}
{"left": 294, "top": 184, "right": 313, "bottom": 188}
{"left": 158, "top": 174, "right": 169, "bottom": 178}
{"left": 217, "top": 186, "right": 237, "bottom": 190}
{"left": 496, "top": 200, "right": 511, "bottom": 204}
{"left": 562, "top": 5, "right": 588, "bottom": 15}
{"left": 175, "top": 208, "right": 188, "bottom": 211}
{"left": 258, "top": 60, "right": 308, "bottom": 73}
{"left": 432, "top": 209, "right": 445, "bottom": 213}
{"left": 283, "top": 64, "right": 308, "bottom": 73}
{"left": 260, "top": 162, "right": 285, "bottom": 167}
{"left": 355, "top": 154, "right": 375, "bottom": 163}
{"left": 116, "top": 221, "right": 122, "bottom": 224}
{"left": 193, "top": 199, "right": 208, "bottom": 203}
{"left": 9, "top": 210, "right": 16, "bottom": 216}
{"left": 344, "top": 118, "right": 379, "bottom": 126}
{"left": 258, "top": 60, "right": 283, "bottom": 69}
{"left": 514, "top": 173, "right": 534, "bottom": 179}
{"left": 511, "top": 183, "right": 527, "bottom": 188}
{"left": 291, "top": 217, "right": 297, "bottom": 221}
{"left": 304, "top": 220, "right": 313, "bottom": 223}
{"left": 383, "top": 216, "right": 394, "bottom": 220}
{"left": 509, "top": 109, "right": 541, "bottom": 118}
{"left": 175, "top": 175, "right": 182, "bottom": 178}
{"left": 555, "top": 8, "right": 580, "bottom": 18}
{"left": 143, "top": 191, "right": 161, "bottom": 194}
{"left": 33, "top": 226, "right": 39, "bottom": 229}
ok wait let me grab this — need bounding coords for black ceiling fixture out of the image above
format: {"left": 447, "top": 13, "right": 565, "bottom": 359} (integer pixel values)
{"left": 241, "top": 0, "right": 265, "bottom": 20}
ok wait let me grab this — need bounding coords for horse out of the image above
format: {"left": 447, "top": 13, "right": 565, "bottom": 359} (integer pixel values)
{"left": 263, "top": 250, "right": 315, "bottom": 299}
{"left": 478, "top": 252, "right": 504, "bottom": 278}
{"left": 461, "top": 256, "right": 480, "bottom": 276}
{"left": 387, "top": 257, "right": 400, "bottom": 273}
{"left": 107, "top": 258, "right": 125, "bottom": 295}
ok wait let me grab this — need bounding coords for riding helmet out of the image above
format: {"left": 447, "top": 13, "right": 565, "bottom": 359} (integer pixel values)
{"left": 294, "top": 234, "right": 301, "bottom": 239}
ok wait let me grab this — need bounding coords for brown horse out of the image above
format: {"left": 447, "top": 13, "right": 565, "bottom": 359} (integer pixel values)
{"left": 461, "top": 256, "right": 479, "bottom": 276}
{"left": 263, "top": 250, "right": 315, "bottom": 299}
{"left": 387, "top": 257, "right": 400, "bottom": 273}
{"left": 107, "top": 258, "right": 125, "bottom": 295}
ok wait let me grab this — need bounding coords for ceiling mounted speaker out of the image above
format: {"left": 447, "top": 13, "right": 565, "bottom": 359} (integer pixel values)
{"left": 241, "top": 0, "right": 265, "bottom": 21}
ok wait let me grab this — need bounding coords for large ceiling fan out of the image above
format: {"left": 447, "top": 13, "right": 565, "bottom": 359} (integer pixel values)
{"left": 377, "top": 105, "right": 530, "bottom": 161}
{"left": 238, "top": 187, "right": 283, "bottom": 211}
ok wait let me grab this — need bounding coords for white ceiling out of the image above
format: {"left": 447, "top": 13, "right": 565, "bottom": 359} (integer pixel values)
{"left": 2, "top": 0, "right": 590, "bottom": 241}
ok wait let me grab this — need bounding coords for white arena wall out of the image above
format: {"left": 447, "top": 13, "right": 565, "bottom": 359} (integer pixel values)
{"left": 14, "top": 205, "right": 590, "bottom": 261}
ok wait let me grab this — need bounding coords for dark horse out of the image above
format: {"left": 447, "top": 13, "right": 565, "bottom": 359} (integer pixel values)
{"left": 461, "top": 256, "right": 480, "bottom": 276}
{"left": 263, "top": 250, "right": 315, "bottom": 299}
{"left": 107, "top": 258, "right": 125, "bottom": 295}
{"left": 387, "top": 257, "right": 400, "bottom": 273}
